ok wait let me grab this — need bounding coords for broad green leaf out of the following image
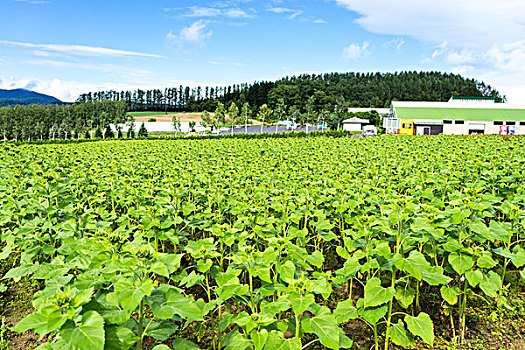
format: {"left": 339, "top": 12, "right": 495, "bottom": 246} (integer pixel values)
{"left": 150, "top": 288, "right": 203, "bottom": 321}
{"left": 104, "top": 325, "right": 138, "bottom": 350}
{"left": 224, "top": 330, "right": 252, "bottom": 350}
{"left": 470, "top": 221, "right": 489, "bottom": 237}
{"left": 364, "top": 277, "right": 395, "bottom": 308}
{"left": 307, "top": 250, "right": 324, "bottom": 268}
{"left": 172, "top": 338, "right": 201, "bottom": 349}
{"left": 12, "top": 305, "right": 68, "bottom": 335}
{"left": 357, "top": 298, "right": 388, "bottom": 325}
{"left": 477, "top": 253, "right": 497, "bottom": 269}
{"left": 394, "top": 287, "right": 415, "bottom": 309}
{"left": 3, "top": 264, "right": 39, "bottom": 280}
{"left": 479, "top": 271, "right": 502, "bottom": 298}
{"left": 421, "top": 266, "right": 451, "bottom": 286}
{"left": 152, "top": 345, "right": 171, "bottom": 350}
{"left": 465, "top": 270, "right": 483, "bottom": 287}
{"left": 511, "top": 251, "right": 525, "bottom": 268}
{"left": 289, "top": 293, "right": 315, "bottom": 316}
{"left": 489, "top": 221, "right": 511, "bottom": 244}
{"left": 440, "top": 286, "right": 460, "bottom": 305}
{"left": 145, "top": 320, "right": 178, "bottom": 341}
{"left": 390, "top": 320, "right": 413, "bottom": 347}
{"left": 334, "top": 298, "right": 358, "bottom": 323}
{"left": 277, "top": 260, "right": 295, "bottom": 284}
{"left": 250, "top": 329, "right": 268, "bottom": 350}
{"left": 404, "top": 312, "right": 434, "bottom": 345}
{"left": 338, "top": 329, "right": 353, "bottom": 349}
{"left": 448, "top": 251, "right": 474, "bottom": 275}
{"left": 60, "top": 311, "right": 105, "bottom": 350}
{"left": 265, "top": 331, "right": 301, "bottom": 350}
{"left": 301, "top": 311, "right": 339, "bottom": 349}
{"left": 394, "top": 251, "right": 430, "bottom": 281}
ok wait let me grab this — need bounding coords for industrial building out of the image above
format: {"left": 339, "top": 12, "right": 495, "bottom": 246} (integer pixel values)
{"left": 383, "top": 97, "right": 525, "bottom": 135}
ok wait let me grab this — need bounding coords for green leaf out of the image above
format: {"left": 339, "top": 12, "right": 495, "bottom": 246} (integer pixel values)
{"left": 104, "top": 325, "right": 138, "bottom": 350}
{"left": 390, "top": 320, "right": 413, "bottom": 347}
{"left": 302, "top": 311, "right": 339, "bottom": 349}
{"left": 152, "top": 345, "right": 171, "bottom": 350}
{"left": 421, "top": 266, "right": 451, "bottom": 286}
{"left": 0, "top": 284, "right": 7, "bottom": 293}
{"left": 479, "top": 271, "right": 502, "bottom": 298}
{"left": 394, "top": 287, "right": 415, "bottom": 309}
{"left": 394, "top": 251, "right": 431, "bottom": 281}
{"left": 145, "top": 320, "right": 178, "bottom": 341}
{"left": 440, "top": 286, "right": 460, "bottom": 305}
{"left": 489, "top": 221, "right": 511, "bottom": 244}
{"left": 264, "top": 332, "right": 301, "bottom": 350}
{"left": 60, "top": 311, "right": 105, "bottom": 350}
{"left": 307, "top": 250, "right": 324, "bottom": 268}
{"left": 448, "top": 251, "right": 474, "bottom": 275}
{"left": 511, "top": 251, "right": 525, "bottom": 268}
{"left": 404, "top": 312, "right": 434, "bottom": 345}
{"left": 334, "top": 299, "right": 358, "bottom": 323}
{"left": 357, "top": 299, "right": 388, "bottom": 325}
{"left": 172, "top": 338, "right": 201, "bottom": 349}
{"left": 250, "top": 329, "right": 268, "bottom": 350}
{"left": 364, "top": 277, "right": 395, "bottom": 308}
{"left": 277, "top": 260, "right": 295, "bottom": 284}
{"left": 12, "top": 305, "right": 68, "bottom": 335}
{"left": 150, "top": 288, "right": 203, "bottom": 321}
{"left": 464, "top": 270, "right": 482, "bottom": 288}
{"left": 338, "top": 329, "right": 353, "bottom": 349}
{"left": 289, "top": 293, "right": 315, "bottom": 316}
{"left": 3, "top": 264, "right": 39, "bottom": 280}
{"left": 477, "top": 253, "right": 498, "bottom": 269}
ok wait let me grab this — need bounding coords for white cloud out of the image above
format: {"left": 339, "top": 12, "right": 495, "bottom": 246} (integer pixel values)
{"left": 0, "top": 40, "right": 163, "bottom": 58}
{"left": 383, "top": 38, "right": 405, "bottom": 53}
{"left": 267, "top": 7, "right": 303, "bottom": 20}
{"left": 343, "top": 41, "right": 370, "bottom": 62}
{"left": 165, "top": 6, "right": 255, "bottom": 19}
{"left": 167, "top": 20, "right": 213, "bottom": 44}
{"left": 333, "top": 0, "right": 525, "bottom": 50}
{"left": 313, "top": 19, "right": 327, "bottom": 24}
{"left": 334, "top": 0, "right": 525, "bottom": 103}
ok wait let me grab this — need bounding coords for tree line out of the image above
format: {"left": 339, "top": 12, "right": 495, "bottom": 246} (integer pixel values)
{"left": 78, "top": 71, "right": 504, "bottom": 116}
{"left": 0, "top": 100, "right": 127, "bottom": 141}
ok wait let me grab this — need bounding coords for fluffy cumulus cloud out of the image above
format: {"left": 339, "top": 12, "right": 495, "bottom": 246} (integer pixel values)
{"left": 334, "top": 0, "right": 525, "bottom": 102}
{"left": 343, "top": 41, "right": 370, "bottom": 62}
{"left": 167, "top": 20, "right": 213, "bottom": 44}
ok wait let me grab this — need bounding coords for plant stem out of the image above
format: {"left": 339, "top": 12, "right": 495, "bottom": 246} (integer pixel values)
{"left": 137, "top": 299, "right": 144, "bottom": 349}
{"left": 384, "top": 269, "right": 396, "bottom": 350}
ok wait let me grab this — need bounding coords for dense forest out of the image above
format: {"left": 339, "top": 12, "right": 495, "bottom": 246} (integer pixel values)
{"left": 77, "top": 71, "right": 504, "bottom": 113}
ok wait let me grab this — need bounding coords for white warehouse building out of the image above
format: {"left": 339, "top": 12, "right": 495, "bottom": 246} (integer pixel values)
{"left": 383, "top": 97, "right": 525, "bottom": 135}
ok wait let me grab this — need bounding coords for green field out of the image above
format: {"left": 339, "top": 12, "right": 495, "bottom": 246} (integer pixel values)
{"left": 1, "top": 136, "right": 524, "bottom": 350}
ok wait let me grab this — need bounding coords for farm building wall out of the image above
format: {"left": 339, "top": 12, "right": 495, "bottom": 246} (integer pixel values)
{"left": 342, "top": 123, "right": 364, "bottom": 132}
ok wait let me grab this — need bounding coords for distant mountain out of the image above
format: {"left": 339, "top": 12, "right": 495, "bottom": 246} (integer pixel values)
{"left": 0, "top": 89, "right": 63, "bottom": 107}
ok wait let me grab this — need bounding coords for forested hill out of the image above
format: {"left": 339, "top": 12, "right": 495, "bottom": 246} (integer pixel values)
{"left": 0, "top": 89, "right": 63, "bottom": 107}
{"left": 77, "top": 71, "right": 504, "bottom": 113}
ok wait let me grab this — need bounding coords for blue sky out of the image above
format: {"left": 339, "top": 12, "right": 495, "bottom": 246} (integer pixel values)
{"left": 1, "top": 0, "right": 524, "bottom": 102}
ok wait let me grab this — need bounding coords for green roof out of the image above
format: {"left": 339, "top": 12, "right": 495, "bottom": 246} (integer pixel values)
{"left": 450, "top": 96, "right": 495, "bottom": 100}
{"left": 395, "top": 107, "right": 525, "bottom": 122}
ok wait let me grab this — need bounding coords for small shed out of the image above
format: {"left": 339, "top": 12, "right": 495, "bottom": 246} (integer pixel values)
{"left": 342, "top": 117, "right": 370, "bottom": 132}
